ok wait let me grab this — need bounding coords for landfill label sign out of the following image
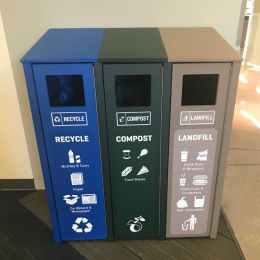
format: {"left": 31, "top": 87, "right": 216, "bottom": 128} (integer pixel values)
{"left": 180, "top": 111, "right": 215, "bottom": 125}
{"left": 170, "top": 128, "right": 218, "bottom": 235}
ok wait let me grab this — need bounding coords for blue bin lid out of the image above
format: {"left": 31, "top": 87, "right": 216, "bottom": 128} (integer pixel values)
{"left": 21, "top": 28, "right": 105, "bottom": 63}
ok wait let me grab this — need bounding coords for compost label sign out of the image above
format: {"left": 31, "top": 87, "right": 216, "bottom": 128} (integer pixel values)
{"left": 170, "top": 128, "right": 217, "bottom": 235}
{"left": 116, "top": 112, "right": 151, "bottom": 126}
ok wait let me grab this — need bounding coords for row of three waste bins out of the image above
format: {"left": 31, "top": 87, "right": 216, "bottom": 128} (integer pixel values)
{"left": 21, "top": 27, "right": 242, "bottom": 242}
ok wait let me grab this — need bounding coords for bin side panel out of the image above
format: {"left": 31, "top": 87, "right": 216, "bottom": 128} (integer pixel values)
{"left": 159, "top": 62, "right": 172, "bottom": 240}
{"left": 22, "top": 63, "right": 62, "bottom": 242}
{"left": 103, "top": 63, "right": 163, "bottom": 239}
{"left": 210, "top": 61, "right": 241, "bottom": 238}
{"left": 32, "top": 63, "right": 106, "bottom": 241}
{"left": 166, "top": 63, "right": 231, "bottom": 237}
{"left": 94, "top": 62, "right": 114, "bottom": 241}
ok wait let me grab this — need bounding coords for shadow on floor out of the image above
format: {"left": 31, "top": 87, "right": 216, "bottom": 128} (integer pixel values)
{"left": 0, "top": 191, "right": 244, "bottom": 260}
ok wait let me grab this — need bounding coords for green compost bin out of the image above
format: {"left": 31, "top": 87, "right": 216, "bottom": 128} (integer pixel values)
{"left": 95, "top": 28, "right": 171, "bottom": 240}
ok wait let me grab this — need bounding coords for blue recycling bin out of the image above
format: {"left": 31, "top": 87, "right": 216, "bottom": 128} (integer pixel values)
{"left": 21, "top": 29, "right": 107, "bottom": 242}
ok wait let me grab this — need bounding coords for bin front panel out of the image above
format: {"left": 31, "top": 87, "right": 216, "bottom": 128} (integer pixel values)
{"left": 166, "top": 63, "right": 231, "bottom": 237}
{"left": 103, "top": 63, "right": 162, "bottom": 239}
{"left": 32, "top": 63, "right": 106, "bottom": 241}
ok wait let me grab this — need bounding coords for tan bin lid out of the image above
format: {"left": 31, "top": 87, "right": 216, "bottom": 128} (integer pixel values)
{"left": 159, "top": 27, "right": 242, "bottom": 62}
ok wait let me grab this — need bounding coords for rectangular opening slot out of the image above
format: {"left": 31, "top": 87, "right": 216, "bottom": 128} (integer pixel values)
{"left": 46, "top": 75, "right": 85, "bottom": 107}
{"left": 115, "top": 75, "right": 151, "bottom": 107}
{"left": 181, "top": 74, "right": 219, "bottom": 106}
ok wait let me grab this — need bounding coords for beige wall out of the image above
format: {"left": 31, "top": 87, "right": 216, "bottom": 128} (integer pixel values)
{"left": 0, "top": 11, "right": 33, "bottom": 180}
{"left": 0, "top": 0, "right": 243, "bottom": 188}
{"left": 254, "top": 0, "right": 260, "bottom": 13}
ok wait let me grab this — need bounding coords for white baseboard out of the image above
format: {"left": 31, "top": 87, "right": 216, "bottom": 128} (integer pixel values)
{"left": 34, "top": 178, "right": 45, "bottom": 190}
{"left": 234, "top": 45, "right": 241, "bottom": 51}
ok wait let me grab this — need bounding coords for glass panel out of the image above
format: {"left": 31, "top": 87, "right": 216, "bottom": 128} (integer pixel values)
{"left": 115, "top": 75, "right": 151, "bottom": 107}
{"left": 181, "top": 74, "right": 219, "bottom": 106}
{"left": 46, "top": 75, "right": 85, "bottom": 107}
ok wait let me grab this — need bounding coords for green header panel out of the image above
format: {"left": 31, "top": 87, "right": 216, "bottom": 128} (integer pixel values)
{"left": 98, "top": 28, "right": 167, "bottom": 62}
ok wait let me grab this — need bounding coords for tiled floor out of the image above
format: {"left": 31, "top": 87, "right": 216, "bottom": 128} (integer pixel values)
{"left": 0, "top": 190, "right": 244, "bottom": 260}
{"left": 18, "top": 190, "right": 244, "bottom": 260}
{"left": 222, "top": 13, "right": 260, "bottom": 260}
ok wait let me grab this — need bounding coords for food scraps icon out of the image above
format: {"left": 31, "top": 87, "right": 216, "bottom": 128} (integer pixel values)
{"left": 127, "top": 215, "right": 145, "bottom": 232}
{"left": 72, "top": 217, "right": 93, "bottom": 233}
{"left": 123, "top": 150, "right": 131, "bottom": 159}
{"left": 121, "top": 166, "right": 132, "bottom": 177}
{"left": 137, "top": 166, "right": 149, "bottom": 176}
{"left": 137, "top": 149, "right": 148, "bottom": 159}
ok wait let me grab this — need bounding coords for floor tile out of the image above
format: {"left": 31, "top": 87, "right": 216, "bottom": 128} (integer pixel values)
{"left": 19, "top": 190, "right": 243, "bottom": 260}
{"left": 227, "top": 149, "right": 260, "bottom": 165}
{"left": 230, "top": 104, "right": 260, "bottom": 150}
{"left": 222, "top": 165, "right": 260, "bottom": 260}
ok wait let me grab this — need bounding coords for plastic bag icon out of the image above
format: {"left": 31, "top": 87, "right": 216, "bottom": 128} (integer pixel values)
{"left": 197, "top": 150, "right": 208, "bottom": 161}
{"left": 194, "top": 196, "right": 205, "bottom": 207}
{"left": 177, "top": 197, "right": 188, "bottom": 208}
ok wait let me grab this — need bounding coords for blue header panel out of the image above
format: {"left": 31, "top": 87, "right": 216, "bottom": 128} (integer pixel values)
{"left": 21, "top": 28, "right": 105, "bottom": 63}
{"left": 32, "top": 63, "right": 106, "bottom": 241}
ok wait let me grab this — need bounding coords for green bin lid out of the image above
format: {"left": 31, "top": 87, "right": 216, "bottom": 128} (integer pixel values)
{"left": 98, "top": 28, "right": 167, "bottom": 62}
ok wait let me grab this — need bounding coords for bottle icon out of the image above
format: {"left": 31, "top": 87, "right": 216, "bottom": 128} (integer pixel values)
{"left": 69, "top": 150, "right": 74, "bottom": 163}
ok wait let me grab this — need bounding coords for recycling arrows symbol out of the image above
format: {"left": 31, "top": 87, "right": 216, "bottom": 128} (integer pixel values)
{"left": 54, "top": 116, "right": 61, "bottom": 122}
{"left": 72, "top": 217, "right": 93, "bottom": 233}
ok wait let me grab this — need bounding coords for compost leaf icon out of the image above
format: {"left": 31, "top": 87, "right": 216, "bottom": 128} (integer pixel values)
{"left": 127, "top": 215, "right": 145, "bottom": 232}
